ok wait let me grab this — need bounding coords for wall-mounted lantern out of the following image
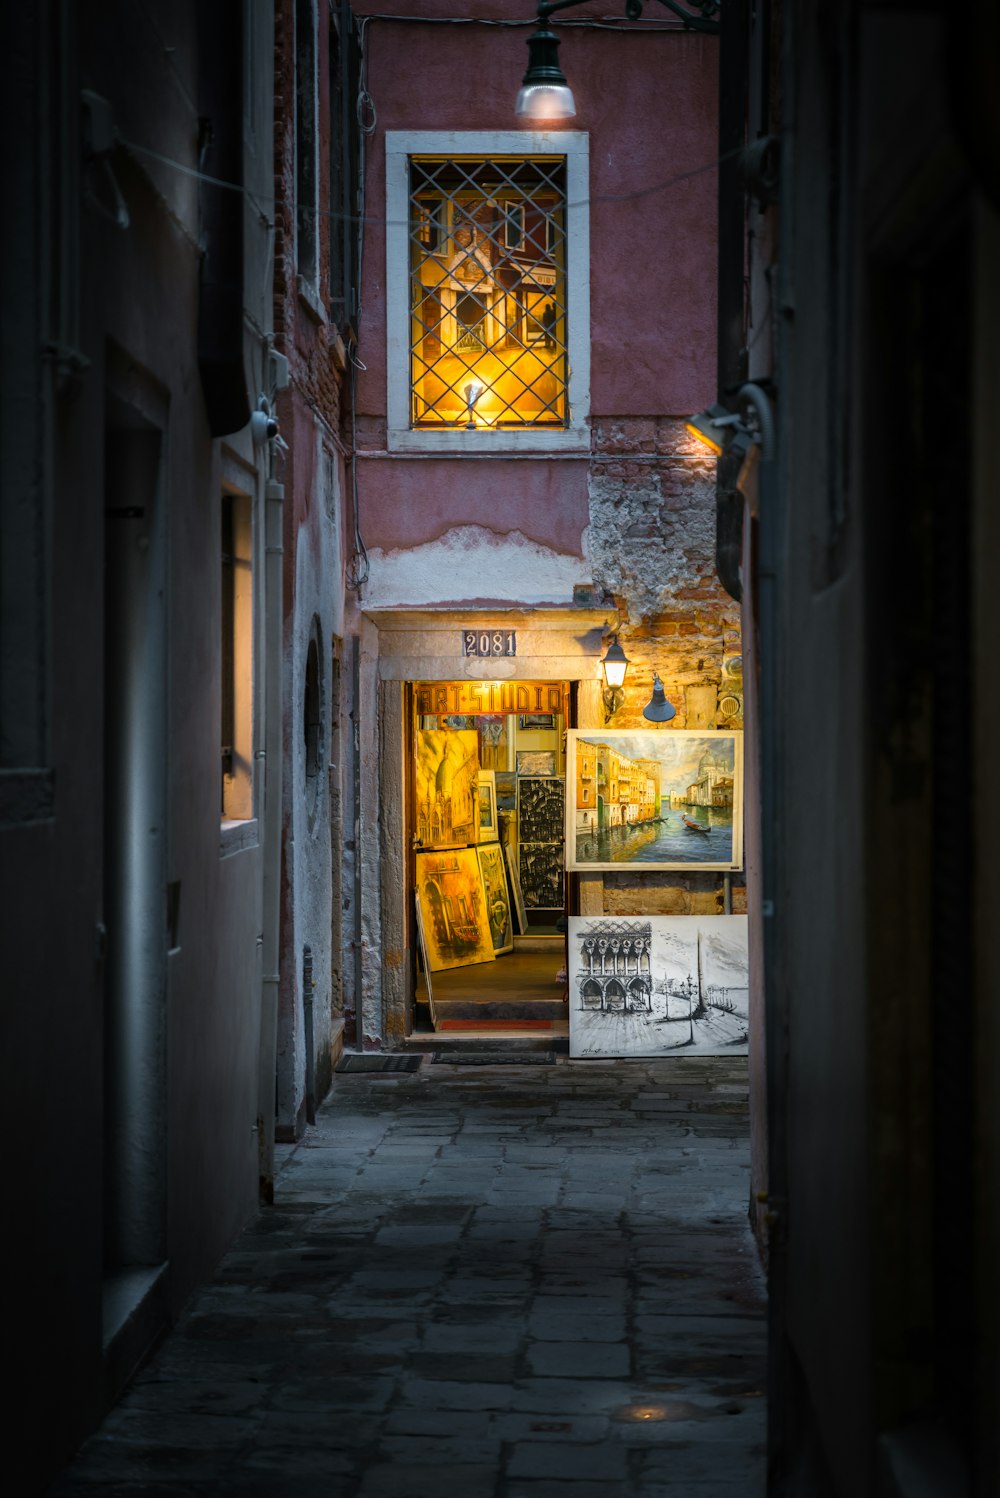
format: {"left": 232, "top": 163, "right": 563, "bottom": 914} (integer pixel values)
{"left": 601, "top": 635, "right": 629, "bottom": 722}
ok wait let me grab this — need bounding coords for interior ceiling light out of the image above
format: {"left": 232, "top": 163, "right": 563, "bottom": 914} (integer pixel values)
{"left": 516, "top": 2, "right": 721, "bottom": 123}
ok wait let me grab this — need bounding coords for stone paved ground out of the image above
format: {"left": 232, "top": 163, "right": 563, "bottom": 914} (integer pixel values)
{"left": 49, "top": 1055, "right": 767, "bottom": 1497}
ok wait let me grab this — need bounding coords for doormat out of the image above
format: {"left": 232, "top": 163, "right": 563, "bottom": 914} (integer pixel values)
{"left": 336, "top": 1054, "right": 423, "bottom": 1073}
{"left": 431, "top": 1052, "right": 555, "bottom": 1066}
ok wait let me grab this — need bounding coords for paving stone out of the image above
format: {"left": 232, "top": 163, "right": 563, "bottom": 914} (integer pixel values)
{"left": 528, "top": 1308, "right": 627, "bottom": 1342}
{"left": 357, "top": 1462, "right": 498, "bottom": 1497}
{"left": 49, "top": 1056, "right": 765, "bottom": 1495}
{"left": 507, "top": 1440, "right": 628, "bottom": 1480}
{"left": 503, "top": 1482, "right": 627, "bottom": 1498}
{"left": 527, "top": 1341, "right": 632, "bottom": 1379}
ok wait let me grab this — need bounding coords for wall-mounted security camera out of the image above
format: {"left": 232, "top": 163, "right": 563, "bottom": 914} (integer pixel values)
{"left": 251, "top": 394, "right": 279, "bottom": 446}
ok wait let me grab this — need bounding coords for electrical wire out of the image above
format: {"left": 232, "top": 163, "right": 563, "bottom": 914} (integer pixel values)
{"left": 118, "top": 130, "right": 737, "bottom": 227}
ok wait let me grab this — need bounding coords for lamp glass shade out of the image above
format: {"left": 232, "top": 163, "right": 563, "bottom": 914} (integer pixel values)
{"left": 602, "top": 638, "right": 628, "bottom": 690}
{"left": 515, "top": 82, "right": 576, "bottom": 121}
{"left": 642, "top": 674, "right": 676, "bottom": 723}
{"left": 685, "top": 403, "right": 732, "bottom": 455}
{"left": 685, "top": 415, "right": 723, "bottom": 455}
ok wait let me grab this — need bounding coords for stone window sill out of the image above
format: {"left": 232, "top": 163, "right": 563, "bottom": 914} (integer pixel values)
{"left": 220, "top": 817, "right": 259, "bottom": 857}
{"left": 296, "top": 274, "right": 327, "bottom": 326}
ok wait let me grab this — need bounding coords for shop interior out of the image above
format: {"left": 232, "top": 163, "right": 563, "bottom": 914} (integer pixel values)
{"left": 410, "top": 680, "right": 573, "bottom": 1036}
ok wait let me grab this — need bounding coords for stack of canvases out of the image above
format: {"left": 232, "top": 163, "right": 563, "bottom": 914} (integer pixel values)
{"left": 563, "top": 729, "right": 750, "bottom": 1060}
{"left": 413, "top": 729, "right": 519, "bottom": 982}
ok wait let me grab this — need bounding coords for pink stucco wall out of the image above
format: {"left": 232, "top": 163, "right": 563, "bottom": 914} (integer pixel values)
{"left": 358, "top": 456, "right": 589, "bottom": 553}
{"left": 353, "top": 2, "right": 718, "bottom": 421}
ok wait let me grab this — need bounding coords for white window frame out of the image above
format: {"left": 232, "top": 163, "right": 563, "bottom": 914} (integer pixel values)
{"left": 385, "top": 129, "right": 591, "bottom": 454}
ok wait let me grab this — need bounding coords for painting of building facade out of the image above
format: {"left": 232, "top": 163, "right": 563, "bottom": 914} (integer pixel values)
{"left": 415, "top": 848, "right": 495, "bottom": 971}
{"left": 477, "top": 770, "right": 498, "bottom": 840}
{"left": 568, "top": 915, "right": 749, "bottom": 1058}
{"left": 415, "top": 729, "right": 480, "bottom": 849}
{"left": 517, "top": 776, "right": 564, "bottom": 844}
{"left": 519, "top": 841, "right": 564, "bottom": 910}
{"left": 476, "top": 842, "right": 514, "bottom": 955}
{"left": 565, "top": 730, "right": 743, "bottom": 871}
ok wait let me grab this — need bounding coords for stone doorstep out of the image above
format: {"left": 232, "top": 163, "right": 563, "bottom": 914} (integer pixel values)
{"left": 400, "top": 1030, "right": 569, "bottom": 1052}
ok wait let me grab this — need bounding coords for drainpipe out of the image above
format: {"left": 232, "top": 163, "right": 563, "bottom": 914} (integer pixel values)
{"left": 350, "top": 632, "right": 363, "bottom": 1050}
{"left": 744, "top": 374, "right": 787, "bottom": 1476}
{"left": 303, "top": 944, "right": 316, "bottom": 1125}
{"left": 196, "top": 0, "right": 250, "bottom": 436}
{"left": 258, "top": 472, "right": 284, "bottom": 1202}
{"left": 715, "top": 0, "right": 750, "bottom": 601}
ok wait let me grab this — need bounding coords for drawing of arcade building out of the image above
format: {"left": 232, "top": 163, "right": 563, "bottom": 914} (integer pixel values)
{"left": 577, "top": 921, "right": 653, "bottom": 1012}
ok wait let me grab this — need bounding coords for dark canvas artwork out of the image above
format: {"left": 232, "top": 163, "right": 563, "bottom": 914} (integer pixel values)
{"left": 517, "top": 776, "right": 564, "bottom": 844}
{"left": 519, "top": 841, "right": 564, "bottom": 910}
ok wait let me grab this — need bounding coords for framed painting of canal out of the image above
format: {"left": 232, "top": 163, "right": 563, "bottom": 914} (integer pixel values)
{"left": 564, "top": 730, "right": 744, "bottom": 872}
{"left": 414, "top": 848, "right": 495, "bottom": 971}
{"left": 568, "top": 915, "right": 749, "bottom": 1058}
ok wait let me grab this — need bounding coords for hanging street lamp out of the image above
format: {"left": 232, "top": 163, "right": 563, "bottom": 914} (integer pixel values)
{"left": 516, "top": 1, "right": 721, "bottom": 122}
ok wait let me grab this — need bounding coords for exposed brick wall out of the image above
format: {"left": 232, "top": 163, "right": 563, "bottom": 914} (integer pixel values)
{"left": 273, "top": 0, "right": 347, "bottom": 445}
{"left": 588, "top": 416, "right": 742, "bottom": 732}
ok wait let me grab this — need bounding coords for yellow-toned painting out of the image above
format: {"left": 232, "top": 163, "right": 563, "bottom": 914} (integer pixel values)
{"left": 414, "top": 729, "right": 480, "bottom": 849}
{"left": 476, "top": 842, "right": 514, "bottom": 956}
{"left": 415, "top": 848, "right": 496, "bottom": 971}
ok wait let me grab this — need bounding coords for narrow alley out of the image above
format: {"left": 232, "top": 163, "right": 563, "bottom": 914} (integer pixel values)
{"left": 49, "top": 1057, "right": 765, "bottom": 1497}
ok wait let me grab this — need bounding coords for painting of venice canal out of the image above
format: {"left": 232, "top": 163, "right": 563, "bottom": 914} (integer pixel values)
{"left": 565, "top": 730, "right": 743, "bottom": 872}
{"left": 568, "top": 915, "right": 749, "bottom": 1058}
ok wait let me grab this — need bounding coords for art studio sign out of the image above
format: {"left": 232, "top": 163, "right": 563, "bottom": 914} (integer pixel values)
{"left": 414, "top": 681, "right": 564, "bottom": 717}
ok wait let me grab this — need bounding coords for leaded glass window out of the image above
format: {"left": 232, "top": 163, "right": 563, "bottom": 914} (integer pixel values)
{"left": 408, "top": 156, "right": 568, "bottom": 430}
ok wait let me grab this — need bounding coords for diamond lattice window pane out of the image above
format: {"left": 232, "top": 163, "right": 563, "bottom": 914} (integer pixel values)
{"left": 409, "top": 156, "right": 568, "bottom": 430}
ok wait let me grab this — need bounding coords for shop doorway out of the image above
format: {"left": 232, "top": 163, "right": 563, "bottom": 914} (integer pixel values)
{"left": 408, "top": 679, "right": 574, "bottom": 1037}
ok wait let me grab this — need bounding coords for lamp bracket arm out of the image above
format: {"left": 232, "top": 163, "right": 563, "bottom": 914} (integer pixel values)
{"left": 650, "top": 0, "right": 721, "bottom": 34}
{"left": 536, "top": 0, "right": 596, "bottom": 23}
{"left": 535, "top": 0, "right": 720, "bottom": 28}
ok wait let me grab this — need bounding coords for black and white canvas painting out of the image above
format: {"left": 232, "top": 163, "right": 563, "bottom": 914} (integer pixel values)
{"left": 568, "top": 915, "right": 749, "bottom": 1058}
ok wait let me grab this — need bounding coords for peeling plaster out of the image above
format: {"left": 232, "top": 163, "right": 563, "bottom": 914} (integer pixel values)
{"left": 359, "top": 524, "right": 592, "bottom": 609}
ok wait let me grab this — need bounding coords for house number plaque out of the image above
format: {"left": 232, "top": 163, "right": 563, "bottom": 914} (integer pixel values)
{"left": 462, "top": 628, "right": 516, "bottom": 658}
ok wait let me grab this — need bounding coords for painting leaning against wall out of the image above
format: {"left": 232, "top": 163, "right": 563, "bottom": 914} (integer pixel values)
{"left": 415, "top": 848, "right": 495, "bottom": 971}
{"left": 568, "top": 915, "right": 749, "bottom": 1058}
{"left": 565, "top": 729, "right": 743, "bottom": 872}
{"left": 477, "top": 770, "right": 498, "bottom": 840}
{"left": 476, "top": 842, "right": 514, "bottom": 955}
